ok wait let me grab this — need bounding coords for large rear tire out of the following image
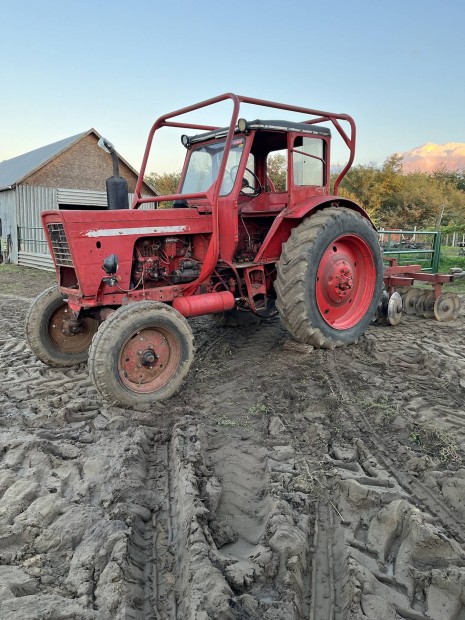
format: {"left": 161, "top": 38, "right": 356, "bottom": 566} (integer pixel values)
{"left": 275, "top": 207, "right": 383, "bottom": 349}
{"left": 88, "top": 301, "right": 194, "bottom": 407}
{"left": 26, "top": 285, "right": 98, "bottom": 366}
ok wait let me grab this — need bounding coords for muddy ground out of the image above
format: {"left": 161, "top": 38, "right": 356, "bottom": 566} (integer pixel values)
{"left": 2, "top": 269, "right": 465, "bottom": 619}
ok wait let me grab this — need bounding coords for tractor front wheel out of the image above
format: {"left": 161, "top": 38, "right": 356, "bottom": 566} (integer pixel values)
{"left": 26, "top": 285, "right": 98, "bottom": 366}
{"left": 275, "top": 207, "right": 383, "bottom": 349}
{"left": 88, "top": 301, "right": 194, "bottom": 407}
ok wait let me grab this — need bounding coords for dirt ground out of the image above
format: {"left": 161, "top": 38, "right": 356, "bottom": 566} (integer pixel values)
{"left": 2, "top": 268, "right": 465, "bottom": 619}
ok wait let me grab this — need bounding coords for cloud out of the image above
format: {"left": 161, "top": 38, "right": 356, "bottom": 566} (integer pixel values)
{"left": 398, "top": 143, "right": 465, "bottom": 173}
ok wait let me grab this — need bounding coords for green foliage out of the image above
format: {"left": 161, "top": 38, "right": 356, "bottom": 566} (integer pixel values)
{"left": 441, "top": 223, "right": 465, "bottom": 234}
{"left": 267, "top": 153, "right": 287, "bottom": 191}
{"left": 432, "top": 166, "right": 465, "bottom": 192}
{"left": 146, "top": 171, "right": 181, "bottom": 195}
{"left": 439, "top": 254, "right": 465, "bottom": 271}
{"left": 145, "top": 171, "right": 181, "bottom": 208}
{"left": 334, "top": 156, "right": 465, "bottom": 230}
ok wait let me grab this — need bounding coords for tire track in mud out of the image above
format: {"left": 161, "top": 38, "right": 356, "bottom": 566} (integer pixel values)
{"left": 325, "top": 350, "right": 465, "bottom": 545}
{"left": 153, "top": 316, "right": 332, "bottom": 618}
{"left": 0, "top": 295, "right": 155, "bottom": 618}
{"left": 1, "top": 294, "right": 318, "bottom": 619}
{"left": 165, "top": 419, "right": 317, "bottom": 619}
{"left": 309, "top": 502, "right": 337, "bottom": 620}
{"left": 360, "top": 314, "right": 465, "bottom": 442}
{"left": 4, "top": 288, "right": 465, "bottom": 619}
{"left": 321, "top": 436, "right": 465, "bottom": 619}
{"left": 313, "top": 312, "right": 465, "bottom": 619}
{"left": 183, "top": 313, "right": 465, "bottom": 619}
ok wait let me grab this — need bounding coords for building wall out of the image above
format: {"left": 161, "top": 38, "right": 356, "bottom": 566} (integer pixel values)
{"left": 23, "top": 133, "right": 154, "bottom": 195}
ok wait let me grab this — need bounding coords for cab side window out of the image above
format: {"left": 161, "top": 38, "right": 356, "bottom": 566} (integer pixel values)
{"left": 293, "top": 137, "right": 324, "bottom": 186}
{"left": 266, "top": 150, "right": 288, "bottom": 191}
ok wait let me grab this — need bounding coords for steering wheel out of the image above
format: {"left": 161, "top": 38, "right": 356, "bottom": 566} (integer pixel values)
{"left": 230, "top": 166, "right": 263, "bottom": 196}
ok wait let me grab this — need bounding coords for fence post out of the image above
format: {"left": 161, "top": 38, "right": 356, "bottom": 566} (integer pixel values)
{"left": 432, "top": 232, "right": 441, "bottom": 273}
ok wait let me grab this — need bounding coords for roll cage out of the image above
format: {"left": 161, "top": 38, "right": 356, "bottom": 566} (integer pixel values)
{"left": 132, "top": 93, "right": 356, "bottom": 209}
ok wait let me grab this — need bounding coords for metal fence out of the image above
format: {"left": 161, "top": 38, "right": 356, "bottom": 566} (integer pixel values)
{"left": 441, "top": 232, "right": 465, "bottom": 247}
{"left": 17, "top": 226, "right": 54, "bottom": 269}
{"left": 378, "top": 229, "right": 441, "bottom": 273}
{"left": 17, "top": 226, "right": 48, "bottom": 255}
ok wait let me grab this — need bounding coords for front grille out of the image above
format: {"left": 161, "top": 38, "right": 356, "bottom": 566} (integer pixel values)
{"left": 47, "top": 223, "right": 73, "bottom": 266}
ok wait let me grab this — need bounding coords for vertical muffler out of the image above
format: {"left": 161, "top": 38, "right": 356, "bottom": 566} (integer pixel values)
{"left": 98, "top": 137, "right": 129, "bottom": 210}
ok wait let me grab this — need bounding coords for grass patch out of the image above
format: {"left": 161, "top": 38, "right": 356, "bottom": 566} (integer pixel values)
{"left": 248, "top": 403, "right": 270, "bottom": 416}
{"left": 439, "top": 247, "right": 465, "bottom": 271}
{"left": 216, "top": 417, "right": 239, "bottom": 427}
{"left": 0, "top": 264, "right": 56, "bottom": 297}
{"left": 361, "top": 397, "right": 400, "bottom": 426}
{"left": 439, "top": 249, "right": 465, "bottom": 293}
{"left": 409, "top": 423, "right": 462, "bottom": 465}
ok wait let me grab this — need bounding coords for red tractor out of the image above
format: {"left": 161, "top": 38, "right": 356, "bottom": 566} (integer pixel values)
{"left": 26, "top": 94, "right": 384, "bottom": 406}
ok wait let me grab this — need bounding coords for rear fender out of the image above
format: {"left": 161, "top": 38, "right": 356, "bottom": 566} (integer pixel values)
{"left": 255, "top": 196, "right": 375, "bottom": 262}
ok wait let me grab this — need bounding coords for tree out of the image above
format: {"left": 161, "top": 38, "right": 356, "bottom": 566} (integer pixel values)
{"left": 336, "top": 156, "right": 465, "bottom": 230}
{"left": 432, "top": 166, "right": 465, "bottom": 192}
{"left": 145, "top": 171, "right": 182, "bottom": 208}
{"left": 267, "top": 153, "right": 287, "bottom": 191}
{"left": 145, "top": 171, "right": 181, "bottom": 196}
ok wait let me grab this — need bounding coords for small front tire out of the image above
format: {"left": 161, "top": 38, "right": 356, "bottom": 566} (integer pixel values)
{"left": 26, "top": 285, "right": 98, "bottom": 366}
{"left": 88, "top": 301, "right": 194, "bottom": 407}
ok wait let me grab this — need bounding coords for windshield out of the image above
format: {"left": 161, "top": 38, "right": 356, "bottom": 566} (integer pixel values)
{"left": 180, "top": 138, "right": 245, "bottom": 196}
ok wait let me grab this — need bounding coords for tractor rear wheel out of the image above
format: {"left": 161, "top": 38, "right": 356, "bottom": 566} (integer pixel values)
{"left": 88, "top": 301, "right": 194, "bottom": 407}
{"left": 26, "top": 285, "right": 98, "bottom": 366}
{"left": 275, "top": 207, "right": 383, "bottom": 349}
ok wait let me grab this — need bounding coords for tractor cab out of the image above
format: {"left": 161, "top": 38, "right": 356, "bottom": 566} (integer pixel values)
{"left": 176, "top": 119, "right": 332, "bottom": 213}
{"left": 171, "top": 119, "right": 333, "bottom": 264}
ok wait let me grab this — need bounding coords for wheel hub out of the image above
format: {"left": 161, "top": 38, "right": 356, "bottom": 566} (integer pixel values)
{"left": 327, "top": 262, "right": 354, "bottom": 302}
{"left": 49, "top": 306, "right": 97, "bottom": 353}
{"left": 119, "top": 327, "right": 179, "bottom": 392}
{"left": 140, "top": 348, "right": 158, "bottom": 366}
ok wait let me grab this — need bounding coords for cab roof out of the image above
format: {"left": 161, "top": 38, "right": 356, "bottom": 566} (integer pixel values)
{"left": 187, "top": 119, "right": 331, "bottom": 145}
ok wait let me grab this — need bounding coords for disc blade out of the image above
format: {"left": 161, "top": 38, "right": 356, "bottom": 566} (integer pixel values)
{"left": 388, "top": 292, "right": 403, "bottom": 326}
{"left": 423, "top": 292, "right": 436, "bottom": 319}
{"left": 434, "top": 293, "right": 461, "bottom": 321}
{"left": 403, "top": 287, "right": 422, "bottom": 315}
{"left": 414, "top": 292, "right": 428, "bottom": 316}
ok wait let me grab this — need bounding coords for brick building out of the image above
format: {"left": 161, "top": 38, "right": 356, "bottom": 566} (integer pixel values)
{"left": 0, "top": 129, "right": 156, "bottom": 268}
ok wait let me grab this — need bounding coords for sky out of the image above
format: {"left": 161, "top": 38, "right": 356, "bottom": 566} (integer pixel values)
{"left": 1, "top": 0, "right": 464, "bottom": 175}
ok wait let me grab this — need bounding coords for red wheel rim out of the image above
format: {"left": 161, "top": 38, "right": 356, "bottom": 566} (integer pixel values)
{"left": 315, "top": 234, "right": 377, "bottom": 330}
{"left": 118, "top": 326, "right": 181, "bottom": 394}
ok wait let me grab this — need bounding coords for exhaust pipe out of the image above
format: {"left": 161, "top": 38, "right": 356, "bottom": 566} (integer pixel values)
{"left": 98, "top": 137, "right": 129, "bottom": 210}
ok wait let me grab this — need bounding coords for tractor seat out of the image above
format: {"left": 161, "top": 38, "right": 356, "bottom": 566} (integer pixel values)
{"left": 239, "top": 192, "right": 289, "bottom": 215}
